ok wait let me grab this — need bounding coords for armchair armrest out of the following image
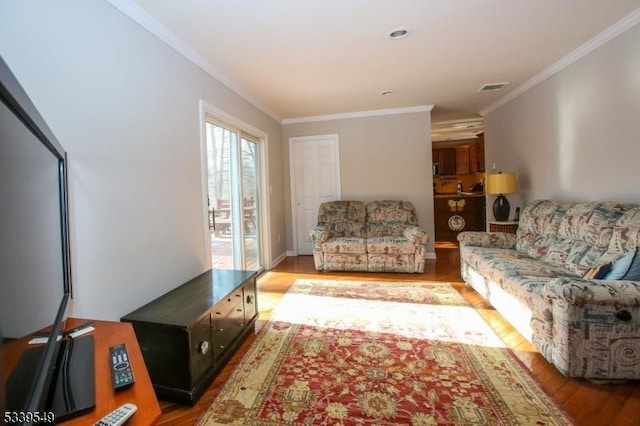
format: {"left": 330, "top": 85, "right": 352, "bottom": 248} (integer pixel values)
{"left": 310, "top": 226, "right": 331, "bottom": 246}
{"left": 457, "top": 231, "right": 516, "bottom": 249}
{"left": 403, "top": 226, "right": 428, "bottom": 245}
{"left": 543, "top": 277, "right": 640, "bottom": 307}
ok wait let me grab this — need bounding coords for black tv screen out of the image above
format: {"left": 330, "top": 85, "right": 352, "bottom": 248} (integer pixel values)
{"left": 0, "top": 55, "right": 78, "bottom": 423}
{"left": 0, "top": 80, "right": 68, "bottom": 340}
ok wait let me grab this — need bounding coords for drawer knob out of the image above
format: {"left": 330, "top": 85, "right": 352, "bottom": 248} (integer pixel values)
{"left": 198, "top": 341, "right": 209, "bottom": 355}
{"left": 236, "top": 294, "right": 242, "bottom": 298}
{"left": 217, "top": 328, "right": 224, "bottom": 332}
{"left": 219, "top": 345, "right": 225, "bottom": 349}
{"left": 237, "top": 308, "right": 243, "bottom": 312}
{"left": 215, "top": 311, "right": 222, "bottom": 315}
{"left": 246, "top": 295, "right": 254, "bottom": 304}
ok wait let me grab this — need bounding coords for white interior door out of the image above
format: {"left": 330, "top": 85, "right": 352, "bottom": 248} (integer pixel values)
{"left": 289, "top": 134, "right": 341, "bottom": 255}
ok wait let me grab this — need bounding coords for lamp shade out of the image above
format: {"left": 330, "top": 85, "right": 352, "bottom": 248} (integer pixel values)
{"left": 486, "top": 172, "right": 518, "bottom": 195}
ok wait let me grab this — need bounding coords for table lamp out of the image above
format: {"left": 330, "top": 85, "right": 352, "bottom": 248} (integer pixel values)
{"left": 486, "top": 172, "right": 518, "bottom": 221}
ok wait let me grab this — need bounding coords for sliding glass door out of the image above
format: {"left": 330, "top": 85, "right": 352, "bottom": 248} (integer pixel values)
{"left": 205, "top": 120, "right": 262, "bottom": 271}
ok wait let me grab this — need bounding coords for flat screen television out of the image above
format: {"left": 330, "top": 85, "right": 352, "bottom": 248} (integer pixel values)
{"left": 0, "top": 56, "right": 95, "bottom": 424}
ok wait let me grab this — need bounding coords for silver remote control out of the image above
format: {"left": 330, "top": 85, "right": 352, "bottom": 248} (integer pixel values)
{"left": 94, "top": 403, "right": 137, "bottom": 426}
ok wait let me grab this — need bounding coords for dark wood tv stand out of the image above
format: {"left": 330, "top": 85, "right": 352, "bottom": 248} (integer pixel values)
{"left": 2, "top": 318, "right": 161, "bottom": 425}
{"left": 121, "top": 269, "right": 258, "bottom": 404}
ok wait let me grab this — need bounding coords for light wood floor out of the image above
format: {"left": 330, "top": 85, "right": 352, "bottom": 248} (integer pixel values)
{"left": 157, "top": 248, "right": 640, "bottom": 425}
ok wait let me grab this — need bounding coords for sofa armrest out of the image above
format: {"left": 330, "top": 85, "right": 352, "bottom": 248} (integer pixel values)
{"left": 541, "top": 276, "right": 640, "bottom": 379}
{"left": 543, "top": 277, "right": 640, "bottom": 307}
{"left": 310, "top": 226, "right": 330, "bottom": 246}
{"left": 457, "top": 231, "right": 516, "bottom": 249}
{"left": 403, "top": 226, "right": 428, "bottom": 245}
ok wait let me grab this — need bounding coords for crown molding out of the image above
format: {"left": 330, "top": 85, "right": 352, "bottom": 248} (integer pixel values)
{"left": 105, "top": 0, "right": 282, "bottom": 123}
{"left": 480, "top": 7, "right": 640, "bottom": 116}
{"left": 282, "top": 105, "right": 434, "bottom": 125}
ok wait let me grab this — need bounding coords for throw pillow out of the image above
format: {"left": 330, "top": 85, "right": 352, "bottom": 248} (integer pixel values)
{"left": 605, "top": 248, "right": 640, "bottom": 280}
{"left": 582, "top": 263, "right": 612, "bottom": 279}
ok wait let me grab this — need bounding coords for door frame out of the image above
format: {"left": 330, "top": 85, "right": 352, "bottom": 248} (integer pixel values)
{"left": 288, "top": 134, "right": 341, "bottom": 255}
{"left": 199, "top": 100, "right": 271, "bottom": 270}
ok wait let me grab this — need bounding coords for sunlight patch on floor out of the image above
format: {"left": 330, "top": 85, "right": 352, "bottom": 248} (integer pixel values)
{"left": 270, "top": 292, "right": 507, "bottom": 349}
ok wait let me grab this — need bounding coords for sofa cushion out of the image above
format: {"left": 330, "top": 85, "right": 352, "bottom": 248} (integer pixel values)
{"left": 366, "top": 200, "right": 418, "bottom": 237}
{"left": 515, "top": 200, "right": 571, "bottom": 260}
{"left": 517, "top": 200, "right": 635, "bottom": 276}
{"left": 367, "top": 253, "right": 415, "bottom": 272}
{"left": 461, "top": 246, "right": 573, "bottom": 294}
{"left": 317, "top": 200, "right": 366, "bottom": 238}
{"left": 555, "top": 202, "right": 631, "bottom": 275}
{"left": 322, "top": 237, "right": 367, "bottom": 254}
{"left": 608, "top": 226, "right": 640, "bottom": 254}
{"left": 517, "top": 200, "right": 572, "bottom": 240}
{"left": 557, "top": 240, "right": 607, "bottom": 276}
{"left": 366, "top": 236, "right": 416, "bottom": 254}
{"left": 557, "top": 202, "right": 629, "bottom": 247}
{"left": 323, "top": 253, "right": 368, "bottom": 271}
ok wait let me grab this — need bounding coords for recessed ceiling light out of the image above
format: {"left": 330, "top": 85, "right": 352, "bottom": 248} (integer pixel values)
{"left": 379, "top": 90, "right": 393, "bottom": 96}
{"left": 388, "top": 27, "right": 410, "bottom": 39}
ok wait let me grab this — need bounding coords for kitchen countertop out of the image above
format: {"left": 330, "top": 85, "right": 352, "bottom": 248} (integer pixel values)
{"left": 434, "top": 192, "right": 485, "bottom": 198}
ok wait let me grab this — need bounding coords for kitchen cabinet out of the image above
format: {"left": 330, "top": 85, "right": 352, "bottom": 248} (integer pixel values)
{"left": 476, "top": 133, "right": 485, "bottom": 172}
{"left": 455, "top": 146, "right": 471, "bottom": 174}
{"left": 432, "top": 147, "right": 456, "bottom": 175}
{"left": 433, "top": 137, "right": 483, "bottom": 175}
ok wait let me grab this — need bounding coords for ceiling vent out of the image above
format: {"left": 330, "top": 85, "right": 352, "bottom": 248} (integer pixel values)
{"left": 477, "top": 82, "right": 510, "bottom": 92}
{"left": 388, "top": 27, "right": 410, "bottom": 39}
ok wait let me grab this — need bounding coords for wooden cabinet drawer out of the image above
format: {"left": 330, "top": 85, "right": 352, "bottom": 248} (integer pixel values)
{"left": 212, "top": 300, "right": 244, "bottom": 360}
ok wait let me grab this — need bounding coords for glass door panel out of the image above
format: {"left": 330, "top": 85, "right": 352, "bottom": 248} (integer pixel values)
{"left": 241, "top": 137, "right": 261, "bottom": 270}
{"left": 205, "top": 121, "right": 262, "bottom": 272}
{"left": 207, "top": 123, "right": 236, "bottom": 269}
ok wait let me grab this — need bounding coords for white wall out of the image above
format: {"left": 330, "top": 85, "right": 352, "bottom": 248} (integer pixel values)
{"left": 0, "top": 0, "right": 285, "bottom": 321}
{"left": 484, "top": 22, "right": 640, "bottom": 212}
{"left": 283, "top": 111, "right": 436, "bottom": 257}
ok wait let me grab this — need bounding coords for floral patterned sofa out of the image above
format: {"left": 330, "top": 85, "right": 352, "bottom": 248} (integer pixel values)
{"left": 310, "top": 200, "right": 429, "bottom": 273}
{"left": 458, "top": 199, "right": 640, "bottom": 380}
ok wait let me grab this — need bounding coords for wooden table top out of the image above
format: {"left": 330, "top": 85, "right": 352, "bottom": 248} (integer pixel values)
{"left": 3, "top": 318, "right": 161, "bottom": 425}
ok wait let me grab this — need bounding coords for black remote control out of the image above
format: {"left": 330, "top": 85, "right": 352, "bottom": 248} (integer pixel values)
{"left": 109, "top": 343, "right": 135, "bottom": 390}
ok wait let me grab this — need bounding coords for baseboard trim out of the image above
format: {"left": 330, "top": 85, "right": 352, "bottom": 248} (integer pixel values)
{"left": 269, "top": 251, "right": 289, "bottom": 269}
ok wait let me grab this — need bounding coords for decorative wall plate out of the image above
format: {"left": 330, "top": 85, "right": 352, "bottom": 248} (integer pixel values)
{"left": 448, "top": 214, "right": 466, "bottom": 231}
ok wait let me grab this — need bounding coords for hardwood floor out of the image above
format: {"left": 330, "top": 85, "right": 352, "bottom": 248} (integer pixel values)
{"left": 157, "top": 248, "right": 640, "bottom": 425}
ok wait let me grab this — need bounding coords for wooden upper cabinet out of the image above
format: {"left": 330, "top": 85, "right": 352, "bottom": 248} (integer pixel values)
{"left": 476, "top": 133, "right": 485, "bottom": 172}
{"left": 433, "top": 147, "right": 456, "bottom": 175}
{"left": 455, "top": 146, "right": 471, "bottom": 174}
{"left": 432, "top": 136, "right": 484, "bottom": 175}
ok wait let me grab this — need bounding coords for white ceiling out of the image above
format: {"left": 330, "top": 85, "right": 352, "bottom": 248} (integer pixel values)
{"left": 120, "top": 0, "right": 640, "bottom": 139}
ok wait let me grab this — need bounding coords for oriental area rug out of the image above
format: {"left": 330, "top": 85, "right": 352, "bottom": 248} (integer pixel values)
{"left": 197, "top": 279, "right": 575, "bottom": 425}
